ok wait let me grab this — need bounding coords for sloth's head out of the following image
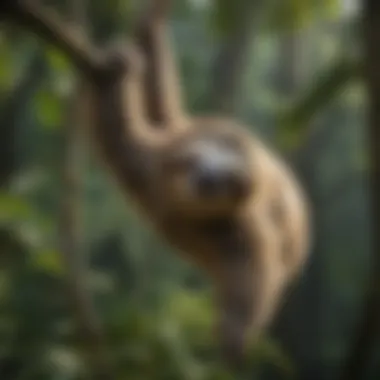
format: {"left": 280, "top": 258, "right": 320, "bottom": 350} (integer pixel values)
{"left": 160, "top": 123, "right": 257, "bottom": 218}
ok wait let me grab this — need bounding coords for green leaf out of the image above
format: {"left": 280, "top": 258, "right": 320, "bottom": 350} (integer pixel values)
{"left": 0, "top": 192, "right": 35, "bottom": 221}
{"left": 249, "top": 336, "right": 295, "bottom": 375}
{"left": 34, "top": 88, "right": 64, "bottom": 130}
{"left": 212, "top": 0, "right": 241, "bottom": 36}
{"left": 44, "top": 47, "right": 72, "bottom": 74}
{"left": 32, "top": 249, "right": 64, "bottom": 276}
{"left": 267, "top": 0, "right": 341, "bottom": 33}
{"left": 164, "top": 290, "right": 214, "bottom": 332}
{"left": 0, "top": 42, "right": 13, "bottom": 91}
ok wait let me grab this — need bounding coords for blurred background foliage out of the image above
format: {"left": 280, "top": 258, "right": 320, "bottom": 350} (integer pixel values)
{"left": 1, "top": 0, "right": 377, "bottom": 379}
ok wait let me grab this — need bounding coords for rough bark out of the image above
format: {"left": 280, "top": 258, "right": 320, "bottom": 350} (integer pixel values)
{"left": 0, "top": 53, "right": 45, "bottom": 187}
{"left": 338, "top": 1, "right": 380, "bottom": 379}
{"left": 209, "top": 0, "right": 266, "bottom": 115}
{"left": 58, "top": 1, "right": 113, "bottom": 378}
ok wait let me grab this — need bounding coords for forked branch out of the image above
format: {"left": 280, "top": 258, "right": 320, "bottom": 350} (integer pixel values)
{"left": 0, "top": 0, "right": 101, "bottom": 76}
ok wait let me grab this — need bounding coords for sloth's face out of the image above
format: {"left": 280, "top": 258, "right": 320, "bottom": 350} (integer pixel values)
{"left": 162, "top": 131, "right": 255, "bottom": 218}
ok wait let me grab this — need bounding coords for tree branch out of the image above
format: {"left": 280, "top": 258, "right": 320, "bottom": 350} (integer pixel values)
{"left": 0, "top": 0, "right": 101, "bottom": 76}
{"left": 280, "top": 55, "right": 361, "bottom": 135}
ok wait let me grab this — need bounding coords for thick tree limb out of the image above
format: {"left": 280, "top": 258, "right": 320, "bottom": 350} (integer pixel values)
{"left": 0, "top": 0, "right": 101, "bottom": 76}
{"left": 280, "top": 55, "right": 361, "bottom": 134}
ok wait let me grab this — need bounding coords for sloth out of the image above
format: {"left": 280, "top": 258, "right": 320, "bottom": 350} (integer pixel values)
{"left": 1, "top": 0, "right": 311, "bottom": 372}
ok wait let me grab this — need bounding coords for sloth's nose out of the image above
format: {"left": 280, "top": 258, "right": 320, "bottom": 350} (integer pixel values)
{"left": 196, "top": 169, "right": 223, "bottom": 196}
{"left": 195, "top": 168, "right": 247, "bottom": 197}
{"left": 195, "top": 165, "right": 253, "bottom": 199}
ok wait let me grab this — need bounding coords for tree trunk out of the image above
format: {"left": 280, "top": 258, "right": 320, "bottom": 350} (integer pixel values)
{"left": 0, "top": 53, "right": 45, "bottom": 187}
{"left": 338, "top": 1, "right": 380, "bottom": 379}
{"left": 209, "top": 0, "right": 267, "bottom": 115}
{"left": 266, "top": 27, "right": 327, "bottom": 380}
{"left": 276, "top": 31, "right": 304, "bottom": 97}
{"left": 58, "top": 1, "right": 113, "bottom": 378}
